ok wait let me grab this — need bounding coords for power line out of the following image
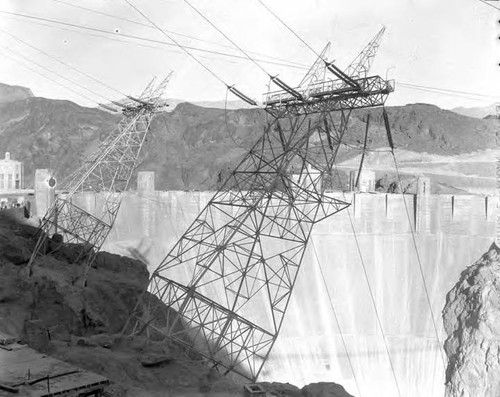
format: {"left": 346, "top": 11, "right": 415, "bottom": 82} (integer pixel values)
{"left": 123, "top": 0, "right": 227, "bottom": 87}
{"left": 310, "top": 238, "right": 363, "bottom": 397}
{"left": 255, "top": 0, "right": 321, "bottom": 59}
{"left": 0, "top": 49, "right": 99, "bottom": 105}
{"left": 0, "top": 44, "right": 112, "bottom": 103}
{"left": 1, "top": 14, "right": 235, "bottom": 67}
{"left": 253, "top": 0, "right": 358, "bottom": 88}
{"left": 0, "top": 10, "right": 309, "bottom": 72}
{"left": 124, "top": 0, "right": 258, "bottom": 106}
{"left": 51, "top": 0, "right": 306, "bottom": 69}
{"left": 390, "top": 149, "right": 448, "bottom": 367}
{"left": 0, "top": 28, "right": 128, "bottom": 98}
{"left": 182, "top": 0, "right": 272, "bottom": 78}
{"left": 399, "top": 82, "right": 500, "bottom": 100}
{"left": 478, "top": 0, "right": 500, "bottom": 11}
{"left": 332, "top": 164, "right": 402, "bottom": 397}
{"left": 385, "top": 109, "right": 476, "bottom": 397}
{"left": 2, "top": 10, "right": 497, "bottom": 105}
{"left": 398, "top": 84, "right": 500, "bottom": 103}
{"left": 6, "top": 9, "right": 496, "bottom": 102}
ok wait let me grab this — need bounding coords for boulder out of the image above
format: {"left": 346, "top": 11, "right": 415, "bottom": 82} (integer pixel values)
{"left": 140, "top": 353, "right": 173, "bottom": 367}
{"left": 442, "top": 242, "right": 500, "bottom": 397}
{"left": 89, "top": 334, "right": 115, "bottom": 349}
{"left": 257, "top": 382, "right": 301, "bottom": 397}
{"left": 301, "top": 382, "right": 354, "bottom": 397}
{"left": 2, "top": 238, "right": 31, "bottom": 265}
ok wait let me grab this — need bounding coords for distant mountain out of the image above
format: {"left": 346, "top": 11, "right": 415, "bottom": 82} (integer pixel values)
{"left": 0, "top": 82, "right": 33, "bottom": 104}
{"left": 0, "top": 96, "right": 119, "bottom": 186}
{"left": 451, "top": 103, "right": 498, "bottom": 119}
{"left": 167, "top": 98, "right": 260, "bottom": 110}
{"left": 0, "top": 85, "right": 498, "bottom": 192}
{"left": 100, "top": 98, "right": 259, "bottom": 113}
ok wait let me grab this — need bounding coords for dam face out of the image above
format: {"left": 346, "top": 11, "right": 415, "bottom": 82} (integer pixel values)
{"left": 72, "top": 190, "right": 497, "bottom": 397}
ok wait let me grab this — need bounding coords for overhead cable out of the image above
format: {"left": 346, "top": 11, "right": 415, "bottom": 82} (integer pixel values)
{"left": 124, "top": 0, "right": 258, "bottom": 106}
{"left": 311, "top": 238, "right": 363, "bottom": 397}
{"left": 255, "top": 0, "right": 322, "bottom": 59}
{"left": 0, "top": 28, "right": 128, "bottom": 98}
{"left": 0, "top": 49, "right": 99, "bottom": 105}
{"left": 0, "top": 44, "right": 112, "bottom": 103}
{"left": 0, "top": 10, "right": 309, "bottom": 71}
{"left": 51, "top": 0, "right": 306, "bottom": 69}
{"left": 332, "top": 164, "right": 403, "bottom": 397}
{"left": 182, "top": 0, "right": 272, "bottom": 77}
{"left": 478, "top": 0, "right": 500, "bottom": 11}
{"left": 254, "top": 0, "right": 358, "bottom": 88}
{"left": 123, "top": 0, "right": 227, "bottom": 87}
{"left": 399, "top": 82, "right": 500, "bottom": 100}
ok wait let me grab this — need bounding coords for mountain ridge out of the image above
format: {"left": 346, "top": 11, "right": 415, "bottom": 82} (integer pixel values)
{"left": 0, "top": 83, "right": 498, "bottom": 191}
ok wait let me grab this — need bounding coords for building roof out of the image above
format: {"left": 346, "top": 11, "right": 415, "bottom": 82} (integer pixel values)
{"left": 0, "top": 343, "right": 109, "bottom": 396}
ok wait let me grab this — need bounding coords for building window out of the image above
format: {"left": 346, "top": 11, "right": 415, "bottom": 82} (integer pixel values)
{"left": 0, "top": 174, "right": 3, "bottom": 189}
{"left": 7, "top": 174, "right": 12, "bottom": 189}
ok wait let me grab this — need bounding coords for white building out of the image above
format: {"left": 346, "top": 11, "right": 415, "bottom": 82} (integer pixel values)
{"left": 0, "top": 152, "right": 24, "bottom": 190}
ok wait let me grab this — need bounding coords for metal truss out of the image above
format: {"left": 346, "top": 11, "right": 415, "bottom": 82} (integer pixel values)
{"left": 27, "top": 74, "right": 172, "bottom": 280}
{"left": 127, "top": 28, "right": 392, "bottom": 381}
{"left": 265, "top": 75, "right": 394, "bottom": 119}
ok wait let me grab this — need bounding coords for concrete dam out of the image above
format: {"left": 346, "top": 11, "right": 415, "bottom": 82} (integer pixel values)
{"left": 65, "top": 186, "right": 498, "bottom": 397}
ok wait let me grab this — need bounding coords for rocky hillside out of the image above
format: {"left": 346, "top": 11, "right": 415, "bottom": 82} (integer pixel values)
{"left": 0, "top": 209, "right": 243, "bottom": 396}
{"left": 0, "top": 82, "right": 33, "bottom": 104}
{"left": 0, "top": 209, "right": 354, "bottom": 396}
{"left": 451, "top": 104, "right": 498, "bottom": 119}
{"left": 0, "top": 83, "right": 498, "bottom": 191}
{"left": 442, "top": 243, "right": 500, "bottom": 397}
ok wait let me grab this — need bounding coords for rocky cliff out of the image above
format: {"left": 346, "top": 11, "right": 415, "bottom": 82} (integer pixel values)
{"left": 442, "top": 242, "right": 500, "bottom": 397}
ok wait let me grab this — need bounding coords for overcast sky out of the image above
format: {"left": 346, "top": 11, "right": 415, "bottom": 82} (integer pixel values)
{"left": 0, "top": 0, "right": 498, "bottom": 109}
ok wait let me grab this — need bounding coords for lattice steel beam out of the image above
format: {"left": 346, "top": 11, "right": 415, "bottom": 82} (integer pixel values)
{"left": 127, "top": 29, "right": 392, "bottom": 382}
{"left": 27, "top": 74, "right": 172, "bottom": 281}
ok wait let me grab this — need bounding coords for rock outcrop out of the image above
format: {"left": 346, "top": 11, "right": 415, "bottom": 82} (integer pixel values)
{"left": 0, "top": 209, "right": 150, "bottom": 340}
{"left": 257, "top": 381, "right": 353, "bottom": 397}
{"left": 442, "top": 242, "right": 500, "bottom": 397}
{"left": 0, "top": 82, "right": 33, "bottom": 104}
{"left": 0, "top": 209, "right": 243, "bottom": 396}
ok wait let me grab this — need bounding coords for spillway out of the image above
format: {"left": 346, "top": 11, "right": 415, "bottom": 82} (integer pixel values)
{"left": 71, "top": 189, "right": 497, "bottom": 397}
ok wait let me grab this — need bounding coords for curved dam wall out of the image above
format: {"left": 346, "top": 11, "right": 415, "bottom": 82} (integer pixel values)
{"left": 71, "top": 189, "right": 498, "bottom": 397}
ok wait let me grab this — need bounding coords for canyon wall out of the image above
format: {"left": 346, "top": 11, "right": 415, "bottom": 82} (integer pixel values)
{"left": 70, "top": 190, "right": 498, "bottom": 397}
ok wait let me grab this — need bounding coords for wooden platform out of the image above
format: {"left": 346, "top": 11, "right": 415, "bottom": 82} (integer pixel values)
{"left": 0, "top": 343, "right": 109, "bottom": 396}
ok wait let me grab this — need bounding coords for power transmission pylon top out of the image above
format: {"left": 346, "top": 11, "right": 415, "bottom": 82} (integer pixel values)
{"left": 264, "top": 27, "right": 393, "bottom": 118}
{"left": 27, "top": 73, "right": 172, "bottom": 282}
{"left": 127, "top": 28, "right": 393, "bottom": 383}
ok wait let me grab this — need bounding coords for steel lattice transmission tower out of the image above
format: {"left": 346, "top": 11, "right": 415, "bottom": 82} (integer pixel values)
{"left": 127, "top": 28, "right": 393, "bottom": 381}
{"left": 27, "top": 74, "right": 172, "bottom": 280}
